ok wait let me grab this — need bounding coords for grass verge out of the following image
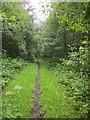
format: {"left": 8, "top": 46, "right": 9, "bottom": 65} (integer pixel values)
{"left": 40, "top": 64, "right": 80, "bottom": 118}
{"left": 2, "top": 63, "right": 37, "bottom": 118}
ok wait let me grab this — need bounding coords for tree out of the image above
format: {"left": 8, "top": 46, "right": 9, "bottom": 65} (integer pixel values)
{"left": 1, "top": 2, "right": 35, "bottom": 61}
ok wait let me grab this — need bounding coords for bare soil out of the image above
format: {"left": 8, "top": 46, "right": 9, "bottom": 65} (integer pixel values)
{"left": 30, "top": 62, "right": 43, "bottom": 118}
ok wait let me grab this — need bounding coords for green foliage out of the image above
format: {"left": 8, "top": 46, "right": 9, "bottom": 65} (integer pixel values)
{"left": 40, "top": 2, "right": 89, "bottom": 79}
{"left": 67, "top": 45, "right": 88, "bottom": 76}
{"left": 53, "top": 61, "right": 88, "bottom": 118}
{"left": 2, "top": 1, "right": 90, "bottom": 118}
{"left": 40, "top": 4, "right": 89, "bottom": 118}
{"left": 40, "top": 64, "right": 80, "bottom": 118}
{"left": 41, "top": 2, "right": 88, "bottom": 62}
{"left": 1, "top": 2, "right": 35, "bottom": 60}
{"left": 3, "top": 64, "right": 37, "bottom": 118}
{"left": 2, "top": 52, "right": 28, "bottom": 88}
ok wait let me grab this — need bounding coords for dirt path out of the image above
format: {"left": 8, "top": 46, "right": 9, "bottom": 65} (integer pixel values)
{"left": 30, "top": 62, "right": 43, "bottom": 118}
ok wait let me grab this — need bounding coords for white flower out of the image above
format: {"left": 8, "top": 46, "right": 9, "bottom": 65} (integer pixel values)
{"left": 14, "top": 85, "right": 22, "bottom": 90}
{"left": 5, "top": 91, "right": 15, "bottom": 95}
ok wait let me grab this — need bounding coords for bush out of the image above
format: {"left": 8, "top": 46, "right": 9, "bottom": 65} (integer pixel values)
{"left": 53, "top": 60, "right": 88, "bottom": 118}
{"left": 2, "top": 55, "right": 28, "bottom": 88}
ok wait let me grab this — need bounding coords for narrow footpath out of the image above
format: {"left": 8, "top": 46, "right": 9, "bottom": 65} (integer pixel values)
{"left": 30, "top": 62, "right": 43, "bottom": 118}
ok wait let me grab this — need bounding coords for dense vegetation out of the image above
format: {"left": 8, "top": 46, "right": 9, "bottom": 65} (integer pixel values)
{"left": 40, "top": 2, "right": 90, "bottom": 117}
{"left": 1, "top": 1, "right": 90, "bottom": 118}
{"left": 1, "top": 2, "right": 36, "bottom": 88}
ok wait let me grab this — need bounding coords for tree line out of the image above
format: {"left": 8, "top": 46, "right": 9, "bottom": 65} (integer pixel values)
{"left": 40, "top": 2, "right": 90, "bottom": 76}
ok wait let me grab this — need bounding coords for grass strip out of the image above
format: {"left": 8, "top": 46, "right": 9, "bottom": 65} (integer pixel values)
{"left": 40, "top": 64, "right": 80, "bottom": 118}
{"left": 2, "top": 63, "right": 37, "bottom": 118}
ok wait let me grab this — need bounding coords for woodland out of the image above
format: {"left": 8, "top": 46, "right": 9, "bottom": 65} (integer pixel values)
{"left": 1, "top": 1, "right": 90, "bottom": 118}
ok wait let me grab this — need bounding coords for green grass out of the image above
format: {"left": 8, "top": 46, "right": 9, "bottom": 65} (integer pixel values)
{"left": 40, "top": 64, "right": 80, "bottom": 118}
{"left": 2, "top": 63, "right": 37, "bottom": 118}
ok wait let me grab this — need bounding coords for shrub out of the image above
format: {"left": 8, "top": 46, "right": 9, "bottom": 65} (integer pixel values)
{"left": 2, "top": 56, "right": 28, "bottom": 88}
{"left": 53, "top": 60, "right": 88, "bottom": 118}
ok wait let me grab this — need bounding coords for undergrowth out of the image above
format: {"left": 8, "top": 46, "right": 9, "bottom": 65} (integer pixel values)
{"left": 2, "top": 54, "right": 28, "bottom": 88}
{"left": 53, "top": 59, "right": 88, "bottom": 118}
